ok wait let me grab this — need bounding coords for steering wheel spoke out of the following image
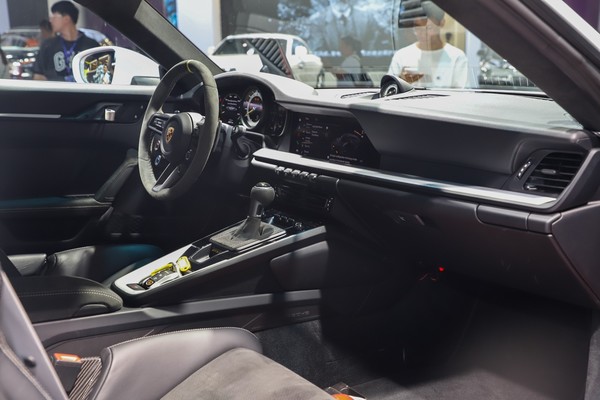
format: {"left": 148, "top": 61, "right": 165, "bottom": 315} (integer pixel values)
{"left": 152, "top": 162, "right": 185, "bottom": 192}
{"left": 147, "top": 112, "right": 173, "bottom": 135}
{"left": 139, "top": 60, "right": 219, "bottom": 200}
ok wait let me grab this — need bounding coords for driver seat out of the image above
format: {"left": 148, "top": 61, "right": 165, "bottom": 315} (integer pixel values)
{"left": 0, "top": 265, "right": 333, "bottom": 400}
{"left": 6, "top": 244, "right": 163, "bottom": 286}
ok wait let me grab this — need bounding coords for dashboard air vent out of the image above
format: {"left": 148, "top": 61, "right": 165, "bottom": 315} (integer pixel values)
{"left": 341, "top": 91, "right": 378, "bottom": 99}
{"left": 524, "top": 152, "right": 584, "bottom": 195}
{"left": 389, "top": 94, "right": 447, "bottom": 101}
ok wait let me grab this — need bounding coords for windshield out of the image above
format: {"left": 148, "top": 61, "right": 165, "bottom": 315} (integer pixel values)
{"left": 155, "top": 0, "right": 551, "bottom": 90}
{"left": 3, "top": 0, "right": 596, "bottom": 90}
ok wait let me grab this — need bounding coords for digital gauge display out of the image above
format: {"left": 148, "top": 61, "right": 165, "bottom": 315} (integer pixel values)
{"left": 291, "top": 115, "right": 380, "bottom": 168}
{"left": 219, "top": 87, "right": 287, "bottom": 136}
{"left": 220, "top": 93, "right": 242, "bottom": 125}
{"left": 242, "top": 88, "right": 263, "bottom": 129}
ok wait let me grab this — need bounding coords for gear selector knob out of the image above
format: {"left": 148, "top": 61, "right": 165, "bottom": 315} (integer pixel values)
{"left": 248, "top": 182, "right": 275, "bottom": 218}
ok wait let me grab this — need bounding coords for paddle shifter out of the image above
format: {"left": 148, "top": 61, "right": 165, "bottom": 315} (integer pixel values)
{"left": 210, "top": 182, "right": 285, "bottom": 251}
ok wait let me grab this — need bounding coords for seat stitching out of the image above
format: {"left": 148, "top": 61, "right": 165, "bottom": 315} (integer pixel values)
{"left": 17, "top": 290, "right": 122, "bottom": 303}
{"left": 108, "top": 327, "right": 259, "bottom": 350}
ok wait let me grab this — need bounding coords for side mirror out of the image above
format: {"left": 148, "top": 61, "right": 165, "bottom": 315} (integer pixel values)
{"left": 72, "top": 46, "right": 160, "bottom": 85}
{"left": 207, "top": 46, "right": 216, "bottom": 55}
{"left": 295, "top": 45, "right": 308, "bottom": 57}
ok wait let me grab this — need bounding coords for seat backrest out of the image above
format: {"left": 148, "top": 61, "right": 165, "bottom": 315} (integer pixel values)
{"left": 0, "top": 248, "right": 24, "bottom": 277}
{"left": 0, "top": 265, "right": 68, "bottom": 400}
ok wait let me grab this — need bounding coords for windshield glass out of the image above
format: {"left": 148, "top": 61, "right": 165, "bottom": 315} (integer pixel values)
{"left": 3, "top": 0, "right": 595, "bottom": 89}
{"left": 157, "top": 0, "right": 548, "bottom": 90}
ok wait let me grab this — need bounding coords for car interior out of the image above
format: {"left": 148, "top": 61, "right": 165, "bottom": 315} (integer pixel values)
{"left": 2, "top": 0, "right": 600, "bottom": 399}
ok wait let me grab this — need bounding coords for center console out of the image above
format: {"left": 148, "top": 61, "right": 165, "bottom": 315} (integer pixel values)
{"left": 112, "top": 182, "right": 326, "bottom": 306}
{"left": 34, "top": 173, "right": 391, "bottom": 357}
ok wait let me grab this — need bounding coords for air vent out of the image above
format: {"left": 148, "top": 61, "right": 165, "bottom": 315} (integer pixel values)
{"left": 341, "top": 91, "right": 378, "bottom": 99}
{"left": 388, "top": 94, "right": 447, "bottom": 101}
{"left": 524, "top": 152, "right": 584, "bottom": 195}
{"left": 249, "top": 38, "right": 293, "bottom": 78}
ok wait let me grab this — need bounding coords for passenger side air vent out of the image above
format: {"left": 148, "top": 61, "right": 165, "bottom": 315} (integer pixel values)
{"left": 523, "top": 152, "right": 584, "bottom": 195}
{"left": 389, "top": 94, "right": 447, "bottom": 101}
{"left": 341, "top": 91, "right": 378, "bottom": 99}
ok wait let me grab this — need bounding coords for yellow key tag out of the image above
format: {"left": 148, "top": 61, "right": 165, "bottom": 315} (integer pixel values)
{"left": 176, "top": 256, "right": 192, "bottom": 274}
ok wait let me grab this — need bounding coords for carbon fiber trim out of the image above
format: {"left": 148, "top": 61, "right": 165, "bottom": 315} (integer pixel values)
{"left": 68, "top": 357, "right": 102, "bottom": 400}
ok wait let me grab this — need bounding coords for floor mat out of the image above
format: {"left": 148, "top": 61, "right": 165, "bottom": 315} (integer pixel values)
{"left": 352, "top": 284, "right": 592, "bottom": 400}
{"left": 258, "top": 276, "right": 592, "bottom": 400}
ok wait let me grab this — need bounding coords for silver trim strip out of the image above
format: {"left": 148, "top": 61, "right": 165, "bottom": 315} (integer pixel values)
{"left": 252, "top": 148, "right": 557, "bottom": 207}
{"left": 114, "top": 226, "right": 327, "bottom": 296}
{"left": 35, "top": 290, "right": 322, "bottom": 346}
{"left": 0, "top": 113, "right": 61, "bottom": 119}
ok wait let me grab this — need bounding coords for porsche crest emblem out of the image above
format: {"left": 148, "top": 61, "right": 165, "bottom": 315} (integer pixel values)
{"left": 165, "top": 126, "right": 175, "bottom": 143}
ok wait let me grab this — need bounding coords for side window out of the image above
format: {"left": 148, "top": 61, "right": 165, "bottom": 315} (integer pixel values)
{"left": 291, "top": 39, "right": 304, "bottom": 56}
{"left": 0, "top": 1, "right": 157, "bottom": 85}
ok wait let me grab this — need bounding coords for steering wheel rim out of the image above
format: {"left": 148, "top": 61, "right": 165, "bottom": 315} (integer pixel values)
{"left": 138, "top": 60, "right": 219, "bottom": 200}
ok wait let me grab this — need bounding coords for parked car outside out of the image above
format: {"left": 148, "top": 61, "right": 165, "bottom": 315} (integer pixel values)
{"left": 208, "top": 33, "right": 323, "bottom": 87}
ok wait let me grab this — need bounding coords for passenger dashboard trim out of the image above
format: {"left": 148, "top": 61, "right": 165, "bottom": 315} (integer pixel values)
{"left": 253, "top": 149, "right": 557, "bottom": 207}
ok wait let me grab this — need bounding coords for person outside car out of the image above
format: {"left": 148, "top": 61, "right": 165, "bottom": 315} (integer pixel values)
{"left": 387, "top": 3, "right": 467, "bottom": 88}
{"left": 33, "top": 1, "right": 98, "bottom": 81}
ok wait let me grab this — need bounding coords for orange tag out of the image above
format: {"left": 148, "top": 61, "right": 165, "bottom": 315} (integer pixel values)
{"left": 53, "top": 353, "right": 82, "bottom": 364}
{"left": 331, "top": 395, "right": 354, "bottom": 400}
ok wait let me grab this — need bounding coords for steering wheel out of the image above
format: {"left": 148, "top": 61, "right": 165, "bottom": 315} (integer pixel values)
{"left": 138, "top": 60, "right": 219, "bottom": 200}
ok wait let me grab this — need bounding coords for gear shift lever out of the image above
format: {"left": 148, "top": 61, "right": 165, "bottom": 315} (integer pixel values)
{"left": 248, "top": 182, "right": 275, "bottom": 219}
{"left": 210, "top": 182, "right": 284, "bottom": 251}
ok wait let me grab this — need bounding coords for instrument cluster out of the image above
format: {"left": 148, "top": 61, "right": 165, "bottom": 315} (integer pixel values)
{"left": 219, "top": 85, "right": 288, "bottom": 137}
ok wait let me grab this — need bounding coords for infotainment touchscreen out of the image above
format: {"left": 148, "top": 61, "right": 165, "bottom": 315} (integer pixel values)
{"left": 290, "top": 114, "right": 380, "bottom": 168}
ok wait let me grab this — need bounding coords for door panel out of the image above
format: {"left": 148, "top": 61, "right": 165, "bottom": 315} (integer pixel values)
{"left": 0, "top": 82, "right": 154, "bottom": 254}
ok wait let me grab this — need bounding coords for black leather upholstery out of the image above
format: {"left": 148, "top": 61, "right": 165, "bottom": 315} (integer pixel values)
{"left": 0, "top": 265, "right": 333, "bottom": 400}
{"left": 8, "top": 253, "right": 47, "bottom": 276}
{"left": 4, "top": 244, "right": 163, "bottom": 286}
{"left": 0, "top": 245, "right": 159, "bottom": 321}
{"left": 10, "top": 275, "right": 123, "bottom": 323}
{"left": 44, "top": 244, "right": 163, "bottom": 285}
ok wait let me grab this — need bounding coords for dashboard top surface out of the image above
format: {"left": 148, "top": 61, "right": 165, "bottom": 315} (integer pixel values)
{"left": 192, "top": 72, "right": 599, "bottom": 213}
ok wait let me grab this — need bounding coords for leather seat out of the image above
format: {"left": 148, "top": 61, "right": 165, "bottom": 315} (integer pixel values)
{"left": 0, "top": 266, "right": 333, "bottom": 400}
{"left": 7, "top": 244, "right": 163, "bottom": 285}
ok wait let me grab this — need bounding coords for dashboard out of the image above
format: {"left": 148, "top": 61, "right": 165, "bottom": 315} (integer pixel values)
{"left": 216, "top": 76, "right": 380, "bottom": 169}
{"left": 197, "top": 72, "right": 598, "bottom": 211}
{"left": 289, "top": 114, "right": 380, "bottom": 168}
{"left": 193, "top": 71, "right": 600, "bottom": 311}
{"left": 218, "top": 85, "right": 288, "bottom": 137}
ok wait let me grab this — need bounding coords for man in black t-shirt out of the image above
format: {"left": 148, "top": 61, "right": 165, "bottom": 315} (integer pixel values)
{"left": 33, "top": 1, "right": 98, "bottom": 82}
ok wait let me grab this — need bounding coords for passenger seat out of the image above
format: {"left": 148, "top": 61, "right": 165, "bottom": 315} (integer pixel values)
{"left": 0, "top": 265, "right": 334, "bottom": 400}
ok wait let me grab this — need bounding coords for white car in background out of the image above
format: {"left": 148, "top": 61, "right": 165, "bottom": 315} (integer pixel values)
{"left": 208, "top": 33, "right": 323, "bottom": 86}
